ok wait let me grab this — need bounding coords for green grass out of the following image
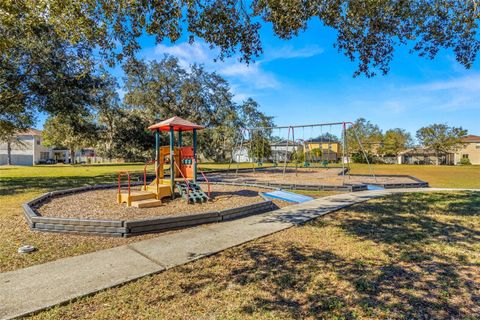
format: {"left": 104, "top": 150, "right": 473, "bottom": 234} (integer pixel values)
{"left": 349, "top": 163, "right": 480, "bottom": 188}
{"left": 0, "top": 162, "right": 287, "bottom": 272}
{"left": 1, "top": 163, "right": 478, "bottom": 272}
{"left": 30, "top": 192, "right": 480, "bottom": 319}
{"left": 0, "top": 163, "right": 159, "bottom": 272}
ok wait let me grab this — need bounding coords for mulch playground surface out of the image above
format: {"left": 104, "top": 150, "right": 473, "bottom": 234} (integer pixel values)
{"left": 207, "top": 167, "right": 418, "bottom": 186}
{"left": 36, "top": 184, "right": 289, "bottom": 220}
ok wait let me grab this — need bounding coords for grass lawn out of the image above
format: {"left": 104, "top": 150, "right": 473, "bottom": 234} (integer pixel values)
{"left": 0, "top": 164, "right": 154, "bottom": 272}
{"left": 349, "top": 163, "right": 480, "bottom": 188}
{"left": 30, "top": 192, "right": 480, "bottom": 319}
{"left": 0, "top": 162, "right": 289, "bottom": 272}
{"left": 1, "top": 163, "right": 478, "bottom": 273}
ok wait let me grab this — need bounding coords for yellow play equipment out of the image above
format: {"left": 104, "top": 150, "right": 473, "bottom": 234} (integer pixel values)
{"left": 117, "top": 117, "right": 210, "bottom": 208}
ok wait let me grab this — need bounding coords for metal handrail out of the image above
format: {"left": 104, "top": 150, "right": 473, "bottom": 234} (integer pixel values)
{"left": 117, "top": 171, "right": 131, "bottom": 205}
{"left": 143, "top": 159, "right": 157, "bottom": 190}
{"left": 199, "top": 170, "right": 211, "bottom": 198}
{"left": 173, "top": 161, "right": 190, "bottom": 203}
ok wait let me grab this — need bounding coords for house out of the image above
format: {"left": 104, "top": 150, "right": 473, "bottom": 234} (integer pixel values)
{"left": 397, "top": 147, "right": 453, "bottom": 165}
{"left": 232, "top": 145, "right": 252, "bottom": 162}
{"left": 270, "top": 140, "right": 297, "bottom": 162}
{"left": 0, "top": 128, "right": 103, "bottom": 166}
{"left": 453, "top": 135, "right": 480, "bottom": 165}
{"left": 304, "top": 138, "right": 341, "bottom": 162}
{"left": 0, "top": 129, "right": 55, "bottom": 166}
{"left": 397, "top": 134, "right": 480, "bottom": 165}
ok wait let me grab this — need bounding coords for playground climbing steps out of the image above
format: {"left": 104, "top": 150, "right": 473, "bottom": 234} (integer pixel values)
{"left": 176, "top": 182, "right": 209, "bottom": 203}
{"left": 118, "top": 190, "right": 163, "bottom": 208}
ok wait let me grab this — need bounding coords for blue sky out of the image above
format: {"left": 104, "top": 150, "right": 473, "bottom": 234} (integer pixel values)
{"left": 39, "top": 19, "right": 480, "bottom": 138}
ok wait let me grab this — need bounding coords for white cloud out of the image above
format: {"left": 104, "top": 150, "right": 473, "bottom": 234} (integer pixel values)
{"left": 154, "top": 42, "right": 210, "bottom": 68}
{"left": 264, "top": 44, "right": 324, "bottom": 61}
{"left": 145, "top": 40, "right": 324, "bottom": 100}
{"left": 412, "top": 74, "right": 480, "bottom": 92}
{"left": 346, "top": 73, "right": 480, "bottom": 118}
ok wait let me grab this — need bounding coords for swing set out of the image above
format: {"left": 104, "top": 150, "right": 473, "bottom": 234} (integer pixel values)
{"left": 228, "top": 121, "right": 376, "bottom": 182}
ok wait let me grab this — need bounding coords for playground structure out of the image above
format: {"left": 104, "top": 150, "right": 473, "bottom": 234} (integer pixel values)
{"left": 117, "top": 116, "right": 211, "bottom": 208}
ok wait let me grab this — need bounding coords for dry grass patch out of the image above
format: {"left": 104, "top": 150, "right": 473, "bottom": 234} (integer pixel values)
{"left": 0, "top": 164, "right": 287, "bottom": 272}
{"left": 31, "top": 192, "right": 480, "bottom": 319}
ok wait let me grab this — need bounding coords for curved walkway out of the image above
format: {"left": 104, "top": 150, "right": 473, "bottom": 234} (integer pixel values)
{"left": 1, "top": 187, "right": 479, "bottom": 319}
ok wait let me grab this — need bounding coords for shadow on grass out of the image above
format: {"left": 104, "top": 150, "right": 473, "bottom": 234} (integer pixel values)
{"left": 171, "top": 192, "right": 480, "bottom": 319}
{"left": 0, "top": 173, "right": 144, "bottom": 196}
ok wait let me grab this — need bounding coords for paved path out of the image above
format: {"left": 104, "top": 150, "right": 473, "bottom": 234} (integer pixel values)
{"left": 1, "top": 188, "right": 478, "bottom": 319}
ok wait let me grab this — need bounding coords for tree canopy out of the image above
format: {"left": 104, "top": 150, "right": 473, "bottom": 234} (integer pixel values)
{"left": 94, "top": 56, "right": 272, "bottom": 162}
{"left": 416, "top": 123, "right": 468, "bottom": 164}
{"left": 2, "top": 1, "right": 479, "bottom": 77}
{"left": 0, "top": 22, "right": 98, "bottom": 141}
{"left": 346, "top": 118, "right": 383, "bottom": 155}
{"left": 380, "top": 128, "right": 413, "bottom": 157}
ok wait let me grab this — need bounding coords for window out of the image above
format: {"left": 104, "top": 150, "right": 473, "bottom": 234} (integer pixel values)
{"left": 462, "top": 154, "right": 469, "bottom": 159}
{"left": 40, "top": 152, "right": 49, "bottom": 160}
{"left": 36, "top": 139, "right": 40, "bottom": 145}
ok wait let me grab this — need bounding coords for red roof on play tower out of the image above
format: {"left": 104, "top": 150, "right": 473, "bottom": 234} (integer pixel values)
{"left": 148, "top": 116, "right": 205, "bottom": 132}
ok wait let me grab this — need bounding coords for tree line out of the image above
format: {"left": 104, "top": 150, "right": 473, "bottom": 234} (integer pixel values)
{"left": 39, "top": 56, "right": 273, "bottom": 163}
{"left": 346, "top": 118, "right": 468, "bottom": 164}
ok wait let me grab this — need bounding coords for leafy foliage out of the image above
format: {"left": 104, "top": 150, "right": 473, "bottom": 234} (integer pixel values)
{"left": 2, "top": 1, "right": 479, "bottom": 77}
{"left": 42, "top": 115, "right": 99, "bottom": 163}
{"left": 95, "top": 56, "right": 271, "bottom": 162}
{"left": 380, "top": 128, "right": 413, "bottom": 156}
{"left": 0, "top": 22, "right": 97, "bottom": 141}
{"left": 346, "top": 118, "right": 383, "bottom": 156}
{"left": 416, "top": 124, "right": 468, "bottom": 164}
{"left": 459, "top": 157, "right": 471, "bottom": 165}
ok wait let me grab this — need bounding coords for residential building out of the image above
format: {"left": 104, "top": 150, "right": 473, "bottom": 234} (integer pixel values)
{"left": 270, "top": 140, "right": 297, "bottom": 162}
{"left": 453, "top": 135, "right": 480, "bottom": 165}
{"left": 0, "top": 128, "right": 104, "bottom": 166}
{"left": 0, "top": 129, "right": 54, "bottom": 166}
{"left": 397, "top": 134, "right": 480, "bottom": 165}
{"left": 304, "top": 138, "right": 341, "bottom": 162}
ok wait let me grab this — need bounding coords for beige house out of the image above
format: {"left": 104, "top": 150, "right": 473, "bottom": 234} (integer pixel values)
{"left": 454, "top": 135, "right": 480, "bottom": 165}
{"left": 398, "top": 134, "right": 480, "bottom": 165}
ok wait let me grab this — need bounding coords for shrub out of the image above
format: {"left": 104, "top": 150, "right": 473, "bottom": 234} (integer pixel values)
{"left": 459, "top": 157, "right": 471, "bottom": 165}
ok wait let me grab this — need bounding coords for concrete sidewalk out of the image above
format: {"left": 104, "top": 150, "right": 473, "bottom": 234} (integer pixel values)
{"left": 1, "top": 188, "right": 476, "bottom": 319}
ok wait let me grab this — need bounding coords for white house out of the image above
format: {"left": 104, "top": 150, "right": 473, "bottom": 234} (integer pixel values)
{"left": 270, "top": 140, "right": 297, "bottom": 162}
{"left": 0, "top": 129, "right": 55, "bottom": 165}
{"left": 232, "top": 146, "right": 252, "bottom": 162}
{"left": 0, "top": 128, "right": 104, "bottom": 166}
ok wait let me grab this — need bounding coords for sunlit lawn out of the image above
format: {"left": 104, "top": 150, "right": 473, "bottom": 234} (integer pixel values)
{"left": 0, "top": 162, "right": 286, "bottom": 271}
{"left": 1, "top": 163, "right": 479, "bottom": 272}
{"left": 30, "top": 192, "right": 480, "bottom": 319}
{"left": 349, "top": 163, "right": 480, "bottom": 188}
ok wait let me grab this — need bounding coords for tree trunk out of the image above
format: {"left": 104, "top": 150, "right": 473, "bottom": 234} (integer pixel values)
{"left": 70, "top": 148, "right": 75, "bottom": 164}
{"left": 7, "top": 141, "right": 12, "bottom": 165}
